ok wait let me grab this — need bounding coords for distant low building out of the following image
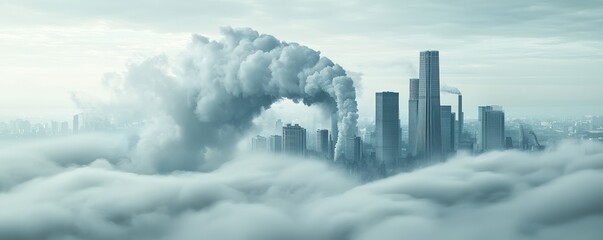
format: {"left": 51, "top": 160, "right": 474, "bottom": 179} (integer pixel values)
{"left": 283, "top": 124, "right": 306, "bottom": 156}
{"left": 269, "top": 135, "right": 282, "bottom": 153}
{"left": 252, "top": 135, "right": 267, "bottom": 152}
{"left": 478, "top": 106, "right": 505, "bottom": 152}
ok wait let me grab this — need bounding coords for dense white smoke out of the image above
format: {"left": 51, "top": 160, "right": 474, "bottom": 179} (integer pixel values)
{"left": 441, "top": 84, "right": 461, "bottom": 95}
{"left": 1, "top": 135, "right": 602, "bottom": 240}
{"left": 91, "top": 27, "right": 358, "bottom": 172}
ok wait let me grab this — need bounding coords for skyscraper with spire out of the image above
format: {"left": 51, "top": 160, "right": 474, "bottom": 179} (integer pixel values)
{"left": 416, "top": 50, "right": 442, "bottom": 161}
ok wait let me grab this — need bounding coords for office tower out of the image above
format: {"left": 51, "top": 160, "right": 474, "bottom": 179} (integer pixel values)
{"left": 416, "top": 50, "right": 442, "bottom": 160}
{"left": 440, "top": 106, "right": 455, "bottom": 155}
{"left": 478, "top": 106, "right": 505, "bottom": 152}
{"left": 345, "top": 136, "right": 355, "bottom": 162}
{"left": 344, "top": 135, "right": 363, "bottom": 163}
{"left": 354, "top": 136, "right": 363, "bottom": 163}
{"left": 408, "top": 78, "right": 420, "bottom": 158}
{"left": 283, "top": 124, "right": 306, "bottom": 156}
{"left": 73, "top": 114, "right": 79, "bottom": 134}
{"left": 269, "top": 135, "right": 282, "bottom": 153}
{"left": 316, "top": 129, "right": 329, "bottom": 158}
{"left": 455, "top": 95, "right": 464, "bottom": 150}
{"left": 477, "top": 106, "right": 492, "bottom": 151}
{"left": 252, "top": 135, "right": 267, "bottom": 152}
{"left": 376, "top": 92, "right": 400, "bottom": 167}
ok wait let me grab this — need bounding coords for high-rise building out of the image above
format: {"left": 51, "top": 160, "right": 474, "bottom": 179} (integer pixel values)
{"left": 478, "top": 106, "right": 492, "bottom": 151}
{"left": 416, "top": 50, "right": 442, "bottom": 161}
{"left": 440, "top": 106, "right": 455, "bottom": 155}
{"left": 252, "top": 135, "right": 267, "bottom": 152}
{"left": 408, "top": 78, "right": 420, "bottom": 158}
{"left": 376, "top": 92, "right": 400, "bottom": 167}
{"left": 344, "top": 135, "right": 363, "bottom": 164}
{"left": 345, "top": 136, "right": 355, "bottom": 162}
{"left": 283, "top": 124, "right": 306, "bottom": 156}
{"left": 354, "top": 136, "right": 363, "bottom": 163}
{"left": 269, "top": 135, "right": 282, "bottom": 153}
{"left": 316, "top": 129, "right": 329, "bottom": 158}
{"left": 478, "top": 106, "right": 505, "bottom": 152}
{"left": 73, "top": 114, "right": 80, "bottom": 134}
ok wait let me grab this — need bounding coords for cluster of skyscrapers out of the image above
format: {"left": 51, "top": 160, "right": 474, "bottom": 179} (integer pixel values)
{"left": 0, "top": 114, "right": 83, "bottom": 137}
{"left": 252, "top": 50, "right": 509, "bottom": 173}
{"left": 379, "top": 51, "right": 506, "bottom": 166}
{"left": 252, "top": 122, "right": 363, "bottom": 165}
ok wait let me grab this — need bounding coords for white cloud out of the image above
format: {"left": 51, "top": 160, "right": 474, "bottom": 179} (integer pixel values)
{"left": 0, "top": 135, "right": 602, "bottom": 240}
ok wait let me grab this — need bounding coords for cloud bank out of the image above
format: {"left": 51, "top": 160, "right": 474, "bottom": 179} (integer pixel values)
{"left": 0, "top": 136, "right": 602, "bottom": 240}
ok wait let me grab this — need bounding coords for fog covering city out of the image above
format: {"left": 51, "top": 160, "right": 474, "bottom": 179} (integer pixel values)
{"left": 1, "top": 28, "right": 602, "bottom": 240}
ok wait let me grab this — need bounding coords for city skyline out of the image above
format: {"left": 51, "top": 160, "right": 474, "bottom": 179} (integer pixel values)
{"left": 1, "top": 1, "right": 603, "bottom": 239}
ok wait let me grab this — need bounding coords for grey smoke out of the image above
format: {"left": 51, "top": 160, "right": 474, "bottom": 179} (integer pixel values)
{"left": 0, "top": 136, "right": 602, "bottom": 240}
{"left": 441, "top": 84, "right": 461, "bottom": 95}
{"left": 92, "top": 27, "right": 358, "bottom": 172}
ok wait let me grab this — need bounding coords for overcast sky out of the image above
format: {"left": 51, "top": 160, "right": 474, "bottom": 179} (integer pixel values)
{"left": 1, "top": 0, "right": 602, "bottom": 120}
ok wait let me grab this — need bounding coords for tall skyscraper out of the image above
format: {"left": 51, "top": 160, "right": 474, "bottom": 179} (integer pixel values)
{"left": 416, "top": 50, "right": 442, "bottom": 161}
{"left": 376, "top": 92, "right": 400, "bottom": 167}
{"left": 252, "top": 135, "right": 267, "bottom": 152}
{"left": 269, "top": 135, "right": 282, "bottom": 153}
{"left": 408, "top": 78, "right": 420, "bottom": 158}
{"left": 316, "top": 129, "right": 329, "bottom": 158}
{"left": 354, "top": 136, "right": 363, "bottom": 163}
{"left": 345, "top": 136, "right": 355, "bottom": 162}
{"left": 440, "top": 106, "right": 455, "bottom": 155}
{"left": 478, "top": 106, "right": 505, "bottom": 152}
{"left": 283, "top": 124, "right": 306, "bottom": 156}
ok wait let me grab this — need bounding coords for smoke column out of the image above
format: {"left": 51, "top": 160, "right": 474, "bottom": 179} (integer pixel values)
{"left": 441, "top": 84, "right": 461, "bottom": 95}
{"left": 100, "top": 27, "right": 358, "bottom": 172}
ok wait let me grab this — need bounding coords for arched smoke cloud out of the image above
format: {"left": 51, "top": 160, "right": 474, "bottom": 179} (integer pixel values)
{"left": 96, "top": 27, "right": 358, "bottom": 172}
{"left": 0, "top": 136, "right": 602, "bottom": 240}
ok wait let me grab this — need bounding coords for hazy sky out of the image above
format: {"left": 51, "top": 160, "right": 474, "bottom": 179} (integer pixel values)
{"left": 1, "top": 0, "right": 602, "bottom": 120}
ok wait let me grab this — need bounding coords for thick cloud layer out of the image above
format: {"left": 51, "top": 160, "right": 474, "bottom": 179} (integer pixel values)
{"left": 94, "top": 27, "right": 358, "bottom": 173}
{"left": 1, "top": 136, "right": 602, "bottom": 240}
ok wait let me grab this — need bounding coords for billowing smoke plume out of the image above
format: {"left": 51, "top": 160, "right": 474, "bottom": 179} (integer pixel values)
{"left": 1, "top": 136, "right": 602, "bottom": 240}
{"left": 94, "top": 27, "right": 358, "bottom": 172}
{"left": 441, "top": 84, "right": 461, "bottom": 95}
